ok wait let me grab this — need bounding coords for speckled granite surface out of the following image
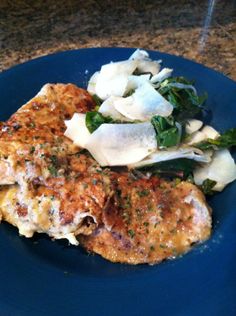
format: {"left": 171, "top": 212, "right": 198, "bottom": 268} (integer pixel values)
{"left": 0, "top": 0, "right": 235, "bottom": 80}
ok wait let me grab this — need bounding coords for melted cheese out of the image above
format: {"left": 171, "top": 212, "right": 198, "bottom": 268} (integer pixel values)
{"left": 0, "top": 185, "right": 96, "bottom": 245}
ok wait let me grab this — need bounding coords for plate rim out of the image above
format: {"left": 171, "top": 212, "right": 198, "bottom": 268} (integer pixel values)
{"left": 0, "top": 46, "right": 235, "bottom": 316}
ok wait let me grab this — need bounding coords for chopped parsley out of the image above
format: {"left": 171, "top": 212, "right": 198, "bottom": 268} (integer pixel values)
{"left": 137, "top": 189, "right": 150, "bottom": 197}
{"left": 159, "top": 244, "right": 167, "bottom": 249}
{"left": 48, "top": 155, "right": 59, "bottom": 177}
{"left": 48, "top": 165, "right": 57, "bottom": 177}
{"left": 150, "top": 245, "right": 155, "bottom": 251}
{"left": 30, "top": 146, "right": 35, "bottom": 154}
{"left": 128, "top": 229, "right": 135, "bottom": 238}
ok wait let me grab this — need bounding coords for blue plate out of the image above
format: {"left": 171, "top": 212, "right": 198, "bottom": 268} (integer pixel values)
{"left": 0, "top": 48, "right": 236, "bottom": 316}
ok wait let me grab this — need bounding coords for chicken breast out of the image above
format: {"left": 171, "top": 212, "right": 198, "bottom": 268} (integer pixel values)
{"left": 0, "top": 83, "right": 212, "bottom": 263}
{"left": 0, "top": 84, "right": 109, "bottom": 244}
{"left": 79, "top": 175, "right": 211, "bottom": 264}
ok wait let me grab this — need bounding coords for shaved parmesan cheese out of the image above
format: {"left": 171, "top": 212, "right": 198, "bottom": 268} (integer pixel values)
{"left": 129, "top": 49, "right": 161, "bottom": 75}
{"left": 93, "top": 60, "right": 138, "bottom": 100}
{"left": 136, "top": 60, "right": 160, "bottom": 75}
{"left": 87, "top": 71, "right": 99, "bottom": 95}
{"left": 185, "top": 119, "right": 203, "bottom": 134}
{"left": 129, "top": 49, "right": 150, "bottom": 60}
{"left": 85, "top": 122, "right": 157, "bottom": 166}
{"left": 114, "top": 82, "right": 173, "bottom": 120}
{"left": 126, "top": 74, "right": 151, "bottom": 91}
{"left": 100, "top": 60, "right": 138, "bottom": 78}
{"left": 201, "top": 125, "right": 220, "bottom": 139}
{"left": 130, "top": 147, "right": 211, "bottom": 169}
{"left": 187, "top": 131, "right": 206, "bottom": 145}
{"left": 99, "top": 96, "right": 130, "bottom": 121}
{"left": 95, "top": 74, "right": 129, "bottom": 100}
{"left": 187, "top": 125, "right": 220, "bottom": 145}
{"left": 151, "top": 68, "right": 173, "bottom": 83}
{"left": 64, "top": 113, "right": 90, "bottom": 148}
{"left": 194, "top": 149, "right": 236, "bottom": 191}
{"left": 87, "top": 50, "right": 161, "bottom": 100}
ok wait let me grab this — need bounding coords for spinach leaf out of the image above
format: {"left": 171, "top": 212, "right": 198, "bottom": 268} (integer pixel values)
{"left": 195, "top": 128, "right": 236, "bottom": 150}
{"left": 151, "top": 115, "right": 182, "bottom": 148}
{"left": 139, "top": 158, "right": 198, "bottom": 179}
{"left": 157, "top": 77, "right": 207, "bottom": 122}
{"left": 86, "top": 111, "right": 137, "bottom": 133}
{"left": 200, "top": 179, "right": 217, "bottom": 195}
{"left": 92, "top": 94, "right": 103, "bottom": 107}
{"left": 85, "top": 111, "right": 114, "bottom": 133}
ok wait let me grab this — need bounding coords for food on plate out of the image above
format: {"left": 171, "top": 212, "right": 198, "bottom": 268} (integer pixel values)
{"left": 68, "top": 49, "right": 236, "bottom": 193}
{"left": 0, "top": 82, "right": 212, "bottom": 264}
{"left": 0, "top": 49, "right": 235, "bottom": 265}
{"left": 79, "top": 180, "right": 211, "bottom": 264}
{"left": 0, "top": 84, "right": 99, "bottom": 244}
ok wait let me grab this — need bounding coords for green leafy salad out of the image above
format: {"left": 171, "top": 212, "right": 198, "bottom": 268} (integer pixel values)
{"left": 64, "top": 49, "right": 236, "bottom": 195}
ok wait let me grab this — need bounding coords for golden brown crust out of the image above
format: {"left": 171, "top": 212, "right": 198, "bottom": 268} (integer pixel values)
{"left": 0, "top": 83, "right": 212, "bottom": 263}
{"left": 79, "top": 177, "right": 212, "bottom": 264}
{"left": 0, "top": 83, "right": 94, "bottom": 142}
{"left": 0, "top": 84, "right": 103, "bottom": 240}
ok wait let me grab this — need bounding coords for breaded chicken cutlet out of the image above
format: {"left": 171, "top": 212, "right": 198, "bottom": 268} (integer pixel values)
{"left": 0, "top": 83, "right": 211, "bottom": 264}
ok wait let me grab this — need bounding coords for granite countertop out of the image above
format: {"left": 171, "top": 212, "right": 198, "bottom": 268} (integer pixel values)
{"left": 0, "top": 0, "right": 235, "bottom": 80}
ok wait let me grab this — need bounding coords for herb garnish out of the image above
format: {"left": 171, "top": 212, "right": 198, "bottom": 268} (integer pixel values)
{"left": 128, "top": 229, "right": 135, "bottom": 238}
{"left": 137, "top": 189, "right": 150, "bottom": 197}
{"left": 48, "top": 155, "right": 59, "bottom": 177}
{"left": 30, "top": 146, "right": 35, "bottom": 154}
{"left": 48, "top": 165, "right": 57, "bottom": 177}
{"left": 159, "top": 244, "right": 167, "bottom": 249}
